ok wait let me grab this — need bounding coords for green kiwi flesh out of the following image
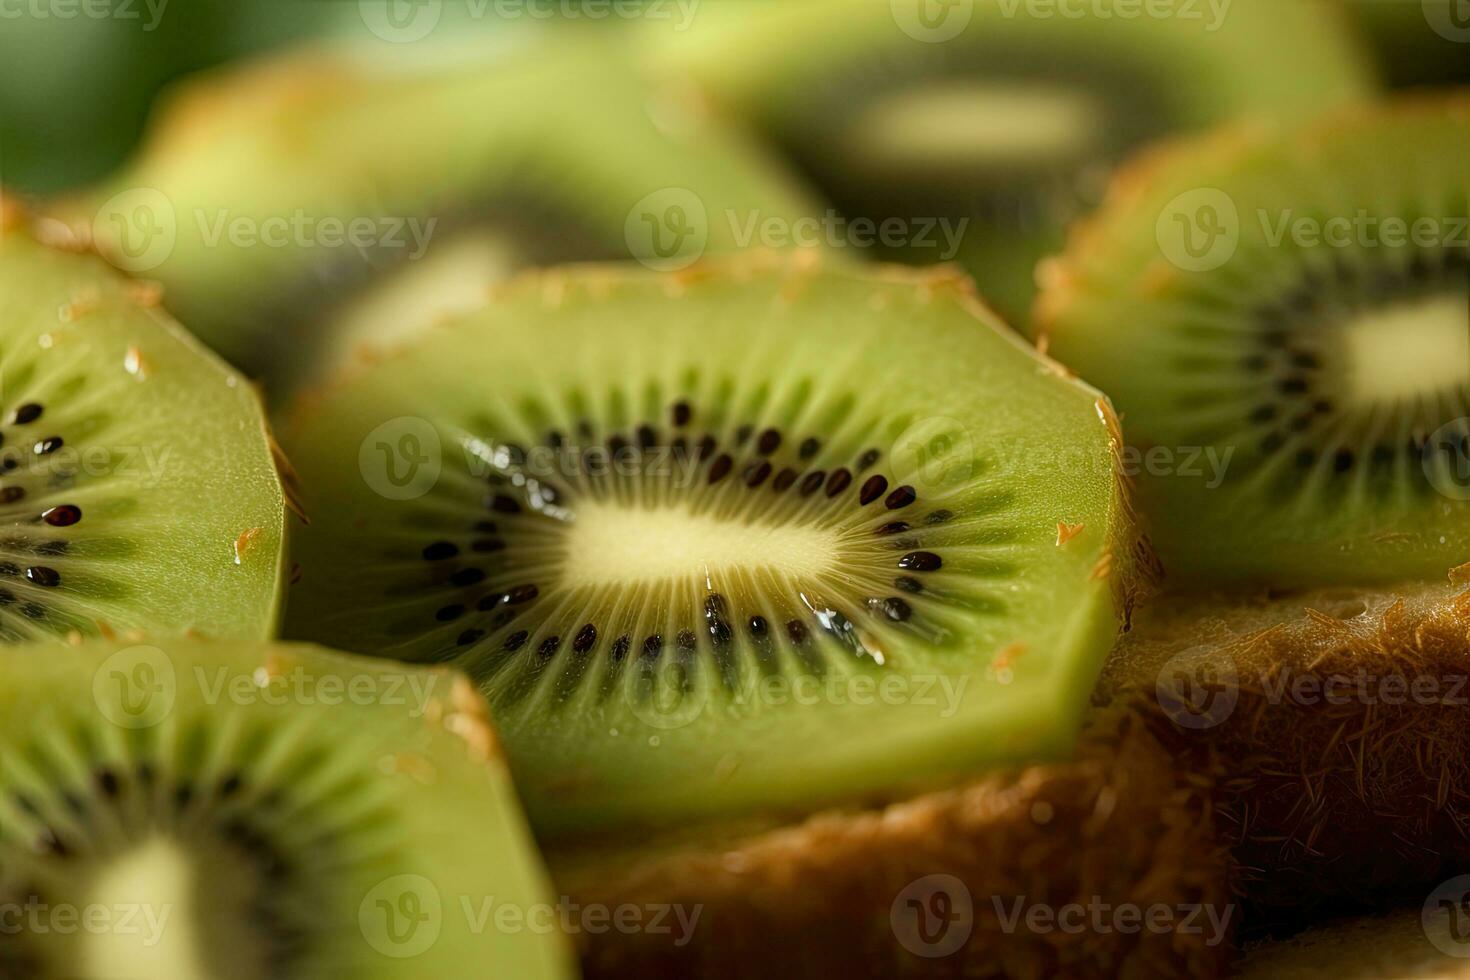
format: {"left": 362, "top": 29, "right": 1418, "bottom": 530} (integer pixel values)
{"left": 0, "top": 638, "right": 574, "bottom": 979}
{"left": 282, "top": 255, "right": 1134, "bottom": 836}
{"left": 648, "top": 0, "right": 1374, "bottom": 323}
{"left": 0, "top": 199, "right": 285, "bottom": 642}
{"left": 1037, "top": 95, "right": 1470, "bottom": 587}
{"left": 60, "top": 36, "right": 826, "bottom": 380}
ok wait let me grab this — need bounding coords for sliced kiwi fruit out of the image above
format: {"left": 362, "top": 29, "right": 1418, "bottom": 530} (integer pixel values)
{"left": 1036, "top": 95, "right": 1470, "bottom": 587}
{"left": 0, "top": 196, "right": 285, "bottom": 642}
{"left": 551, "top": 707, "right": 1231, "bottom": 979}
{"left": 281, "top": 255, "right": 1139, "bottom": 836}
{"left": 57, "top": 35, "right": 825, "bottom": 382}
{"left": 647, "top": 0, "right": 1374, "bottom": 324}
{"left": 0, "top": 638, "right": 574, "bottom": 979}
{"left": 1097, "top": 574, "right": 1470, "bottom": 911}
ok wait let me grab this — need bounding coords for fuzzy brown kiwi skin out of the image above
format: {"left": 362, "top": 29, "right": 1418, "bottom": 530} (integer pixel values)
{"left": 548, "top": 708, "right": 1232, "bottom": 980}
{"left": 1097, "top": 574, "right": 1470, "bottom": 914}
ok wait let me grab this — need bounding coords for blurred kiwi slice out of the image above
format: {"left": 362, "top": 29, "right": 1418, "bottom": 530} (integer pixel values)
{"left": 1341, "top": 0, "right": 1470, "bottom": 87}
{"left": 0, "top": 197, "right": 285, "bottom": 642}
{"left": 1036, "top": 94, "right": 1470, "bottom": 588}
{"left": 281, "top": 255, "right": 1139, "bottom": 836}
{"left": 58, "top": 35, "right": 825, "bottom": 382}
{"left": 647, "top": 0, "right": 1375, "bottom": 324}
{"left": 0, "top": 638, "right": 574, "bottom": 979}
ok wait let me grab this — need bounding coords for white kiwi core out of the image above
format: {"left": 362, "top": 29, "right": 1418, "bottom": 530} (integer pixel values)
{"left": 564, "top": 500, "right": 839, "bottom": 588}
{"left": 1345, "top": 290, "right": 1470, "bottom": 404}
{"left": 846, "top": 82, "right": 1106, "bottom": 170}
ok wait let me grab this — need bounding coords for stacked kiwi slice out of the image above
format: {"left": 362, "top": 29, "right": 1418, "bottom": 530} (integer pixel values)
{"left": 0, "top": 638, "right": 573, "bottom": 979}
{"left": 280, "top": 255, "right": 1137, "bottom": 834}
{"left": 0, "top": 198, "right": 286, "bottom": 642}
{"left": 645, "top": 0, "right": 1374, "bottom": 323}
{"left": 1036, "top": 94, "right": 1470, "bottom": 587}
{"left": 59, "top": 35, "right": 825, "bottom": 383}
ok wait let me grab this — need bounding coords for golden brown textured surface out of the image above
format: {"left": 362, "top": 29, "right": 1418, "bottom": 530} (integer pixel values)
{"left": 1098, "top": 578, "right": 1470, "bottom": 909}
{"left": 550, "top": 709, "right": 1232, "bottom": 980}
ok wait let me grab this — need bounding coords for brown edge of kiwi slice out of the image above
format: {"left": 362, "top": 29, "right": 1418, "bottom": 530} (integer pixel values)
{"left": 547, "top": 705, "right": 1231, "bottom": 980}
{"left": 1097, "top": 569, "right": 1470, "bottom": 916}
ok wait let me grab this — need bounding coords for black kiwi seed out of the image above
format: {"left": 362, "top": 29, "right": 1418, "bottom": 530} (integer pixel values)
{"left": 24, "top": 567, "right": 59, "bottom": 587}
{"left": 33, "top": 437, "right": 62, "bottom": 455}
{"left": 734, "top": 425, "right": 753, "bottom": 447}
{"left": 450, "top": 568, "right": 485, "bottom": 587}
{"left": 637, "top": 425, "right": 657, "bottom": 450}
{"left": 785, "top": 620, "right": 810, "bottom": 647}
{"left": 538, "top": 636, "right": 561, "bottom": 659}
{"left": 641, "top": 634, "right": 664, "bottom": 660}
{"left": 745, "top": 460, "right": 772, "bottom": 487}
{"left": 672, "top": 402, "right": 692, "bottom": 427}
{"left": 859, "top": 474, "right": 888, "bottom": 505}
{"left": 895, "top": 576, "right": 924, "bottom": 594}
{"left": 709, "top": 454, "right": 734, "bottom": 484}
{"left": 504, "top": 631, "right": 529, "bottom": 651}
{"left": 773, "top": 468, "right": 798, "bottom": 492}
{"left": 435, "top": 604, "right": 464, "bottom": 622}
{"left": 1333, "top": 449, "right": 1355, "bottom": 473}
{"left": 457, "top": 628, "right": 485, "bottom": 646}
{"left": 506, "top": 584, "right": 539, "bottom": 604}
{"left": 800, "top": 471, "right": 826, "bottom": 495}
{"left": 610, "top": 636, "right": 630, "bottom": 661}
{"left": 573, "top": 624, "right": 597, "bottom": 654}
{"left": 1250, "top": 405, "right": 1276, "bottom": 423}
{"left": 756, "top": 428, "right": 782, "bottom": 455}
{"left": 471, "top": 539, "right": 505, "bottom": 553}
{"left": 924, "top": 510, "right": 953, "bottom": 525}
{"left": 825, "top": 468, "right": 852, "bottom": 497}
{"left": 95, "top": 769, "right": 119, "bottom": 797}
{"left": 799, "top": 437, "right": 821, "bottom": 459}
{"left": 898, "top": 551, "right": 942, "bottom": 572}
{"left": 876, "top": 521, "right": 909, "bottom": 536}
{"left": 871, "top": 597, "right": 912, "bottom": 622}
{"left": 857, "top": 448, "right": 881, "bottom": 471}
{"left": 12, "top": 403, "right": 43, "bottom": 425}
{"left": 422, "top": 541, "right": 458, "bottom": 561}
{"left": 0, "top": 487, "right": 23, "bottom": 504}
{"left": 489, "top": 494, "right": 521, "bottom": 514}
{"left": 885, "top": 486, "right": 916, "bottom": 509}
{"left": 697, "top": 435, "right": 717, "bottom": 462}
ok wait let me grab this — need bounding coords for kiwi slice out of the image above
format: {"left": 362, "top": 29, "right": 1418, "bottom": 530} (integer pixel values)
{"left": 0, "top": 197, "right": 285, "bottom": 642}
{"left": 59, "top": 36, "right": 825, "bottom": 381}
{"left": 1236, "top": 906, "right": 1470, "bottom": 979}
{"left": 1036, "top": 95, "right": 1470, "bottom": 587}
{"left": 552, "top": 708, "right": 1230, "bottom": 979}
{"left": 1098, "top": 575, "right": 1470, "bottom": 911}
{"left": 647, "top": 0, "right": 1374, "bottom": 323}
{"left": 281, "top": 255, "right": 1138, "bottom": 835}
{"left": 0, "top": 638, "right": 574, "bottom": 979}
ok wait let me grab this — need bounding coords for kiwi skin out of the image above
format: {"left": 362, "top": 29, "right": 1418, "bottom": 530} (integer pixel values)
{"left": 1097, "top": 575, "right": 1470, "bottom": 915}
{"left": 549, "top": 707, "right": 1230, "bottom": 980}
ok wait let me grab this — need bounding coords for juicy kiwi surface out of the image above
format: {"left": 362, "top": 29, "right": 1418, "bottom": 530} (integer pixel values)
{"left": 282, "top": 256, "right": 1135, "bottom": 836}
{"left": 1036, "top": 95, "right": 1470, "bottom": 587}
{"left": 0, "top": 639, "right": 573, "bottom": 979}
{"left": 647, "top": 0, "right": 1374, "bottom": 324}
{"left": 0, "top": 199, "right": 285, "bottom": 642}
{"left": 57, "top": 35, "right": 824, "bottom": 382}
